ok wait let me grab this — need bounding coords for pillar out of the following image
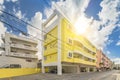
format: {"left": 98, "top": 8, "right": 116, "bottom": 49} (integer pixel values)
{"left": 77, "top": 65, "right": 80, "bottom": 73}
{"left": 57, "top": 64, "right": 62, "bottom": 75}
{"left": 87, "top": 67, "right": 90, "bottom": 72}
{"left": 42, "top": 65, "right": 45, "bottom": 73}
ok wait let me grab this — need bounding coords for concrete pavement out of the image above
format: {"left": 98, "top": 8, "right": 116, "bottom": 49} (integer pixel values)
{"left": 0, "top": 70, "right": 119, "bottom": 80}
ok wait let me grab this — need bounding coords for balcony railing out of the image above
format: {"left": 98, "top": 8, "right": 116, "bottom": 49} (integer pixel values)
{"left": 0, "top": 43, "right": 5, "bottom": 49}
{"left": 73, "top": 50, "right": 96, "bottom": 60}
{"left": 10, "top": 43, "right": 37, "bottom": 52}
{"left": 8, "top": 52, "right": 38, "bottom": 59}
{"left": 1, "top": 34, "right": 5, "bottom": 40}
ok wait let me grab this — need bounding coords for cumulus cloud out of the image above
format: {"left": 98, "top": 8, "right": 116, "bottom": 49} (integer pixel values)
{"left": 0, "top": 0, "right": 6, "bottom": 54}
{"left": 116, "top": 40, "right": 120, "bottom": 46}
{"left": 83, "top": 0, "right": 120, "bottom": 49}
{"left": 27, "top": 0, "right": 120, "bottom": 60}
{"left": 0, "top": 0, "right": 5, "bottom": 13}
{"left": 106, "top": 51, "right": 111, "bottom": 55}
{"left": 112, "top": 58, "right": 120, "bottom": 64}
{"left": 0, "top": 22, "right": 7, "bottom": 54}
{"left": 43, "top": 0, "right": 120, "bottom": 50}
{"left": 0, "top": 0, "right": 4, "bottom": 4}
{"left": 6, "top": 0, "right": 18, "bottom": 3}
{"left": 27, "top": 12, "right": 42, "bottom": 59}
{"left": 44, "top": 3, "right": 55, "bottom": 19}
{"left": 13, "top": 9, "right": 25, "bottom": 19}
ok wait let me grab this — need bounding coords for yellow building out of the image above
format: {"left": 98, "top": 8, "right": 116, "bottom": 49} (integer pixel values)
{"left": 42, "top": 10, "right": 97, "bottom": 75}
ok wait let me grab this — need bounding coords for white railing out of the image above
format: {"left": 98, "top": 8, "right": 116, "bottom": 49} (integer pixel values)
{"left": 0, "top": 43, "right": 5, "bottom": 48}
{"left": 74, "top": 50, "right": 96, "bottom": 60}
{"left": 9, "top": 52, "right": 38, "bottom": 59}
{"left": 10, "top": 43, "right": 37, "bottom": 51}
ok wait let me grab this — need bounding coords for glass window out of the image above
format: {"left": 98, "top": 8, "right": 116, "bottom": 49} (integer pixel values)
{"left": 44, "top": 56, "right": 47, "bottom": 60}
{"left": 68, "top": 52, "right": 73, "bottom": 58}
{"left": 44, "top": 46, "right": 47, "bottom": 50}
{"left": 44, "top": 35, "right": 47, "bottom": 40}
{"left": 68, "top": 38, "right": 72, "bottom": 44}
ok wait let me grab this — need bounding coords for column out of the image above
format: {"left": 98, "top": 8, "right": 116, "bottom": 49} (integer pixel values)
{"left": 57, "top": 64, "right": 62, "bottom": 75}
{"left": 57, "top": 13, "right": 62, "bottom": 75}
{"left": 87, "top": 67, "right": 90, "bottom": 72}
{"left": 77, "top": 65, "right": 80, "bottom": 73}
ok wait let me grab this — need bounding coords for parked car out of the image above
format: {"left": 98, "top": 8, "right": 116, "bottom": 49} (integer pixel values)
{"left": 50, "top": 69, "right": 65, "bottom": 73}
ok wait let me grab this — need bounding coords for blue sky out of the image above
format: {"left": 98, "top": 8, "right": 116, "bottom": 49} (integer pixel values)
{"left": 0, "top": 0, "right": 120, "bottom": 63}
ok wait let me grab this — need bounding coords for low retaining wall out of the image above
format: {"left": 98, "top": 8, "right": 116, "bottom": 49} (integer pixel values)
{"left": 0, "top": 68, "right": 41, "bottom": 78}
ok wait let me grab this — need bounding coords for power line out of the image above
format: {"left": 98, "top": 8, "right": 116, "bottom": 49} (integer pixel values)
{"left": 0, "top": 9, "right": 94, "bottom": 54}
{"left": 0, "top": 10, "right": 96, "bottom": 60}
{"left": 0, "top": 19, "right": 96, "bottom": 61}
{"left": 0, "top": 10, "right": 69, "bottom": 47}
{"left": 0, "top": 19, "right": 71, "bottom": 54}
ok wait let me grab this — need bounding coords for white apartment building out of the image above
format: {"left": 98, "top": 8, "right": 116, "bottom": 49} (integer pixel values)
{"left": 0, "top": 33, "right": 38, "bottom": 68}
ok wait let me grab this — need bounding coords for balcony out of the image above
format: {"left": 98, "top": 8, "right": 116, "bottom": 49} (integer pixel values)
{"left": 0, "top": 43, "right": 5, "bottom": 49}
{"left": 1, "top": 34, "right": 5, "bottom": 40}
{"left": 8, "top": 52, "right": 38, "bottom": 59}
{"left": 1, "top": 52, "right": 5, "bottom": 55}
{"left": 74, "top": 51, "right": 96, "bottom": 60}
{"left": 73, "top": 58, "right": 96, "bottom": 66}
{"left": 73, "top": 46, "right": 96, "bottom": 60}
{"left": 10, "top": 43, "right": 38, "bottom": 52}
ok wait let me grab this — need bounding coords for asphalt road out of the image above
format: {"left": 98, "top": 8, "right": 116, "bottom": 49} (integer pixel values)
{"left": 0, "top": 70, "right": 119, "bottom": 80}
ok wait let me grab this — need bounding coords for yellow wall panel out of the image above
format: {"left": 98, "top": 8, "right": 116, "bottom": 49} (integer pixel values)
{"left": 0, "top": 68, "right": 40, "bottom": 78}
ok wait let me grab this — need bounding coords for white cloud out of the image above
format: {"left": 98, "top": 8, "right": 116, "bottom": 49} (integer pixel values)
{"left": 83, "top": 0, "right": 120, "bottom": 49}
{"left": 55, "top": 0, "right": 90, "bottom": 23}
{"left": 0, "top": 0, "right": 6, "bottom": 54}
{"left": 6, "top": 0, "right": 18, "bottom": 3}
{"left": 0, "top": 0, "right": 5, "bottom": 13}
{"left": 0, "top": 22, "right": 7, "bottom": 54}
{"left": 44, "top": 0, "right": 120, "bottom": 50}
{"left": 28, "top": 0, "right": 120, "bottom": 59}
{"left": 44, "top": 4, "right": 54, "bottom": 19}
{"left": 14, "top": 10, "right": 25, "bottom": 19}
{"left": 0, "top": 0, "right": 4, "bottom": 4}
{"left": 27, "top": 12, "right": 42, "bottom": 59}
{"left": 11, "top": 0, "right": 17, "bottom": 2}
{"left": 119, "top": 35, "right": 120, "bottom": 39}
{"left": 112, "top": 58, "right": 120, "bottom": 64}
{"left": 116, "top": 40, "right": 120, "bottom": 46}
{"left": 106, "top": 51, "right": 111, "bottom": 55}
{"left": 44, "top": 0, "right": 90, "bottom": 23}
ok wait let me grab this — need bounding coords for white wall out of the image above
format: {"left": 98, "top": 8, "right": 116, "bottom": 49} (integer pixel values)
{"left": 0, "top": 56, "right": 37, "bottom": 68}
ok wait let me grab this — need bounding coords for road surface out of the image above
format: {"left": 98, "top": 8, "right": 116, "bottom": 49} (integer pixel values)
{"left": 0, "top": 70, "right": 119, "bottom": 80}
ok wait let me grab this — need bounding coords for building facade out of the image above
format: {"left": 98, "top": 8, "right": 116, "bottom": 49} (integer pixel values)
{"left": 96, "top": 50, "right": 112, "bottom": 71}
{"left": 42, "top": 10, "right": 97, "bottom": 75}
{"left": 0, "top": 33, "right": 38, "bottom": 68}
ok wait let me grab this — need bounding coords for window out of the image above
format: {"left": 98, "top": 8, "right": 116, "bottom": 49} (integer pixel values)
{"left": 25, "top": 52, "right": 30, "bottom": 54}
{"left": 68, "top": 38, "right": 72, "bottom": 44}
{"left": 12, "top": 41, "right": 16, "bottom": 44}
{"left": 73, "top": 53, "right": 82, "bottom": 58}
{"left": 44, "top": 56, "right": 47, "bottom": 60}
{"left": 44, "top": 35, "right": 47, "bottom": 40}
{"left": 44, "top": 46, "right": 47, "bottom": 50}
{"left": 11, "top": 49, "right": 17, "bottom": 52}
{"left": 67, "top": 24, "right": 72, "bottom": 30}
{"left": 68, "top": 52, "right": 73, "bottom": 58}
{"left": 74, "top": 40, "right": 83, "bottom": 47}
{"left": 26, "top": 59, "right": 32, "bottom": 62}
{"left": 24, "top": 44, "right": 31, "bottom": 47}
